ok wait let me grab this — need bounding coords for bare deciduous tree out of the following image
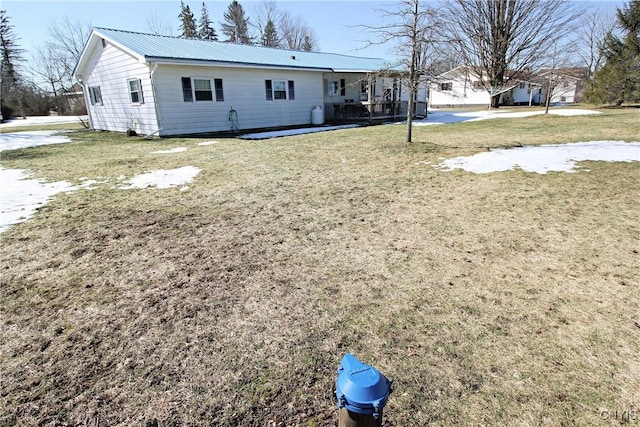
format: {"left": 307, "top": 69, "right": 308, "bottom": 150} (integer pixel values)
{"left": 30, "top": 17, "right": 90, "bottom": 114}
{"left": 573, "top": 6, "right": 617, "bottom": 79}
{"left": 47, "top": 17, "right": 91, "bottom": 67}
{"left": 359, "top": 0, "right": 439, "bottom": 142}
{"left": 146, "top": 11, "right": 175, "bottom": 36}
{"left": 440, "top": 0, "right": 579, "bottom": 108}
{"left": 251, "top": 0, "right": 318, "bottom": 51}
{"left": 252, "top": 0, "right": 279, "bottom": 44}
{"left": 279, "top": 11, "right": 317, "bottom": 51}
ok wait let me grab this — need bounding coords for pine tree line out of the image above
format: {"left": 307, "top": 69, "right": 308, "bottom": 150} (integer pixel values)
{"left": 179, "top": 1, "right": 218, "bottom": 41}
{"left": 585, "top": 0, "right": 640, "bottom": 104}
{"left": 178, "top": 0, "right": 317, "bottom": 51}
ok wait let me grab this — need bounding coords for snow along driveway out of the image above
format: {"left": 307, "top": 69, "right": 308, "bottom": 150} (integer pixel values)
{"left": 413, "top": 108, "right": 601, "bottom": 126}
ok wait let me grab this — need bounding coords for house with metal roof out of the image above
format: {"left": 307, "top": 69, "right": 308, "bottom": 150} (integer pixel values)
{"left": 428, "top": 65, "right": 587, "bottom": 108}
{"left": 73, "top": 28, "right": 420, "bottom": 136}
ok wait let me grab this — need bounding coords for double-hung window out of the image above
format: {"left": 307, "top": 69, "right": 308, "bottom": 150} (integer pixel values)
{"left": 273, "top": 80, "right": 287, "bottom": 100}
{"left": 182, "top": 77, "right": 224, "bottom": 102}
{"left": 194, "top": 79, "right": 213, "bottom": 101}
{"left": 128, "top": 79, "right": 144, "bottom": 104}
{"left": 265, "top": 80, "right": 295, "bottom": 101}
{"left": 440, "top": 82, "right": 453, "bottom": 91}
{"left": 88, "top": 86, "right": 103, "bottom": 106}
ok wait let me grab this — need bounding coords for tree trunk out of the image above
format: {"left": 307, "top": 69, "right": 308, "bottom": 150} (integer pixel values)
{"left": 491, "top": 94, "right": 500, "bottom": 109}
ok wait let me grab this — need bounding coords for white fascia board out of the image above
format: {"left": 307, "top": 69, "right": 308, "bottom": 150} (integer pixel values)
{"left": 74, "top": 29, "right": 147, "bottom": 80}
{"left": 145, "top": 57, "right": 332, "bottom": 73}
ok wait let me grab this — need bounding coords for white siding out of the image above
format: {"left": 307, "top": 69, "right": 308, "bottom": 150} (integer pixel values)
{"left": 153, "top": 65, "right": 323, "bottom": 135}
{"left": 511, "top": 83, "right": 532, "bottom": 104}
{"left": 549, "top": 80, "right": 577, "bottom": 103}
{"left": 83, "top": 41, "right": 158, "bottom": 135}
{"left": 429, "top": 75, "right": 490, "bottom": 107}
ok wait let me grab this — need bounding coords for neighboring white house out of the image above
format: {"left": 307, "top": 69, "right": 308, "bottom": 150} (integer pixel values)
{"left": 73, "top": 28, "right": 423, "bottom": 136}
{"left": 428, "top": 66, "right": 586, "bottom": 108}
{"left": 537, "top": 69, "right": 587, "bottom": 104}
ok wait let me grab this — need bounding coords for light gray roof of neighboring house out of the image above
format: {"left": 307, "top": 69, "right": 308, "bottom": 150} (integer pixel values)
{"left": 84, "top": 27, "right": 394, "bottom": 73}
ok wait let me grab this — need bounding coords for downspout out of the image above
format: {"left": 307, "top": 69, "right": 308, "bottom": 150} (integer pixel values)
{"left": 77, "top": 78, "right": 94, "bottom": 130}
{"left": 147, "top": 61, "right": 163, "bottom": 137}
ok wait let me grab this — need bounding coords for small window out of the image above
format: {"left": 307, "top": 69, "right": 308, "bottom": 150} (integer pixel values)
{"left": 273, "top": 80, "right": 287, "bottom": 100}
{"left": 440, "top": 82, "right": 453, "bottom": 91}
{"left": 288, "top": 80, "right": 295, "bottom": 100}
{"left": 360, "top": 81, "right": 368, "bottom": 99}
{"left": 182, "top": 77, "right": 193, "bottom": 102}
{"left": 340, "top": 79, "right": 346, "bottom": 96}
{"left": 194, "top": 79, "right": 213, "bottom": 101}
{"left": 128, "top": 79, "right": 144, "bottom": 104}
{"left": 473, "top": 80, "right": 483, "bottom": 90}
{"left": 89, "top": 86, "right": 102, "bottom": 106}
{"left": 518, "top": 82, "right": 526, "bottom": 89}
{"left": 214, "top": 78, "right": 224, "bottom": 102}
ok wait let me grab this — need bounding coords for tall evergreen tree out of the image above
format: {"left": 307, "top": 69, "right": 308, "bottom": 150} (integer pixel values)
{"left": 178, "top": 1, "right": 198, "bottom": 39}
{"left": 0, "top": 10, "right": 25, "bottom": 118}
{"left": 221, "top": 0, "right": 252, "bottom": 44}
{"left": 199, "top": 2, "right": 218, "bottom": 41}
{"left": 261, "top": 19, "right": 279, "bottom": 47}
{"left": 586, "top": 0, "right": 640, "bottom": 104}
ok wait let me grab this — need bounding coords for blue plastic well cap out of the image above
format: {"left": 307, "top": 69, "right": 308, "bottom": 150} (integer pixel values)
{"left": 335, "top": 353, "right": 392, "bottom": 415}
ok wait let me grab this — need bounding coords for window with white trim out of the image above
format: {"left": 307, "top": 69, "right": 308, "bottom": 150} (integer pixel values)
{"left": 128, "top": 79, "right": 144, "bottom": 104}
{"left": 88, "top": 86, "right": 103, "bottom": 106}
{"left": 181, "top": 77, "right": 224, "bottom": 102}
{"left": 265, "top": 80, "right": 295, "bottom": 100}
{"left": 440, "top": 82, "right": 453, "bottom": 91}
{"left": 194, "top": 79, "right": 213, "bottom": 101}
{"left": 273, "top": 80, "right": 286, "bottom": 100}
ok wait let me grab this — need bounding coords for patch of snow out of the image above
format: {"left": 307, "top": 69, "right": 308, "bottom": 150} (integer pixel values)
{"left": 0, "top": 130, "right": 72, "bottom": 151}
{"left": 77, "top": 177, "right": 109, "bottom": 190}
{"left": 151, "top": 147, "right": 187, "bottom": 154}
{"left": 0, "top": 115, "right": 87, "bottom": 129}
{"left": 120, "top": 166, "right": 201, "bottom": 189}
{"left": 0, "top": 131, "right": 205, "bottom": 233}
{"left": 0, "top": 167, "right": 75, "bottom": 233}
{"left": 413, "top": 108, "right": 601, "bottom": 126}
{"left": 436, "top": 141, "right": 640, "bottom": 174}
{"left": 239, "top": 124, "right": 359, "bottom": 140}
{"left": 197, "top": 140, "right": 221, "bottom": 146}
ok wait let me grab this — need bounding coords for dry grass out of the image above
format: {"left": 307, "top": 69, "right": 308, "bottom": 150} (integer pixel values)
{"left": 1, "top": 107, "right": 639, "bottom": 426}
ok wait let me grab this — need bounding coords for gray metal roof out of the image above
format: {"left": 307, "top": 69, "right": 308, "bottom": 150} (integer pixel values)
{"left": 92, "top": 27, "right": 392, "bottom": 73}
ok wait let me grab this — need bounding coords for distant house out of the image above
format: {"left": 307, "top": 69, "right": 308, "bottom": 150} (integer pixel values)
{"left": 428, "top": 66, "right": 587, "bottom": 108}
{"left": 73, "top": 28, "right": 425, "bottom": 136}
{"left": 537, "top": 68, "right": 588, "bottom": 104}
